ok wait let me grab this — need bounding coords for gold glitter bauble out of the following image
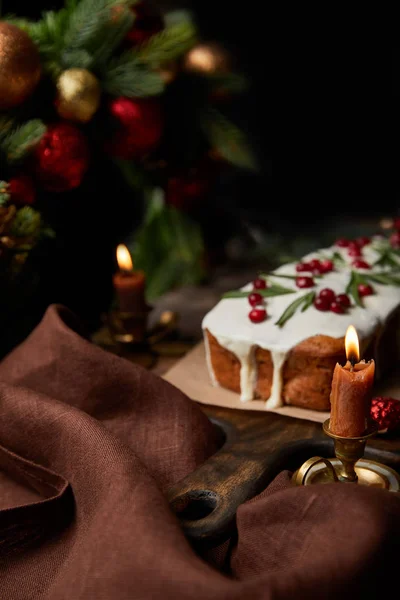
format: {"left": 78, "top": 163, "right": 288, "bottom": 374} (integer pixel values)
{"left": 56, "top": 68, "right": 101, "bottom": 123}
{"left": 0, "top": 22, "right": 41, "bottom": 110}
{"left": 183, "top": 42, "right": 231, "bottom": 74}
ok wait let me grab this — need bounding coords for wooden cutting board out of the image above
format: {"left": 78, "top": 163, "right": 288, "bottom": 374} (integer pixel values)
{"left": 164, "top": 342, "right": 400, "bottom": 548}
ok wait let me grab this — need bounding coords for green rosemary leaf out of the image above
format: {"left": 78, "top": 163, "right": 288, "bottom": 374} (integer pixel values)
{"left": 373, "top": 250, "right": 399, "bottom": 269}
{"left": 275, "top": 291, "right": 315, "bottom": 328}
{"left": 260, "top": 271, "right": 322, "bottom": 280}
{"left": 301, "top": 291, "right": 316, "bottom": 311}
{"left": 345, "top": 271, "right": 364, "bottom": 307}
{"left": 332, "top": 251, "right": 346, "bottom": 264}
{"left": 222, "top": 284, "right": 295, "bottom": 299}
{"left": 366, "top": 272, "right": 400, "bottom": 286}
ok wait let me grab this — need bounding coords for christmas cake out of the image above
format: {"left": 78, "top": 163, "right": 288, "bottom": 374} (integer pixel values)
{"left": 202, "top": 233, "right": 400, "bottom": 411}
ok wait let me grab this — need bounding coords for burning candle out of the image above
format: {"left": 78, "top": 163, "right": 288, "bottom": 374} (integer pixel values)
{"left": 329, "top": 325, "right": 375, "bottom": 437}
{"left": 113, "top": 244, "right": 147, "bottom": 313}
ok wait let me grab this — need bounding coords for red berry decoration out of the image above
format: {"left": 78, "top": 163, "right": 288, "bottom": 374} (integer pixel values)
{"left": 352, "top": 259, "right": 371, "bottom": 269}
{"left": 248, "top": 292, "right": 263, "bottom": 306}
{"left": 356, "top": 236, "right": 371, "bottom": 247}
{"left": 296, "top": 276, "right": 314, "bottom": 288}
{"left": 319, "top": 259, "right": 334, "bottom": 273}
{"left": 371, "top": 397, "right": 400, "bottom": 433}
{"left": 335, "top": 238, "right": 350, "bottom": 247}
{"left": 358, "top": 283, "right": 374, "bottom": 297}
{"left": 336, "top": 293, "right": 351, "bottom": 307}
{"left": 249, "top": 307, "right": 267, "bottom": 323}
{"left": 390, "top": 231, "right": 400, "bottom": 248}
{"left": 330, "top": 300, "right": 345, "bottom": 314}
{"left": 32, "top": 122, "right": 90, "bottom": 192}
{"left": 314, "top": 296, "right": 330, "bottom": 311}
{"left": 308, "top": 259, "right": 321, "bottom": 269}
{"left": 296, "top": 262, "right": 312, "bottom": 272}
{"left": 348, "top": 246, "right": 362, "bottom": 257}
{"left": 8, "top": 174, "right": 35, "bottom": 205}
{"left": 253, "top": 278, "right": 267, "bottom": 290}
{"left": 319, "top": 288, "right": 336, "bottom": 303}
{"left": 106, "top": 97, "right": 163, "bottom": 159}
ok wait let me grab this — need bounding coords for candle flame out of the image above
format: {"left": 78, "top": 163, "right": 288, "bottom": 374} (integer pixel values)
{"left": 345, "top": 325, "right": 359, "bottom": 363}
{"left": 116, "top": 244, "right": 133, "bottom": 271}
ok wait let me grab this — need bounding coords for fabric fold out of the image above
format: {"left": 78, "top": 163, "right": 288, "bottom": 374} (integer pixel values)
{"left": 1, "top": 303, "right": 400, "bottom": 600}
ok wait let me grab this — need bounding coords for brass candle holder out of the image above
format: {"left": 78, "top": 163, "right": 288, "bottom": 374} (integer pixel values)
{"left": 108, "top": 306, "right": 153, "bottom": 345}
{"left": 292, "top": 418, "right": 400, "bottom": 491}
{"left": 92, "top": 306, "right": 191, "bottom": 369}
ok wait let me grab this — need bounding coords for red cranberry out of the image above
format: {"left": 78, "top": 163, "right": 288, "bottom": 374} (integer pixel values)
{"left": 253, "top": 278, "right": 267, "bottom": 290}
{"left": 356, "top": 236, "right": 371, "bottom": 247}
{"left": 348, "top": 247, "right": 362, "bottom": 257}
{"left": 390, "top": 232, "right": 400, "bottom": 248}
{"left": 295, "top": 276, "right": 314, "bottom": 288}
{"left": 348, "top": 240, "right": 360, "bottom": 250}
{"left": 312, "top": 266, "right": 324, "bottom": 275}
{"left": 319, "top": 259, "right": 334, "bottom": 273}
{"left": 248, "top": 292, "right": 263, "bottom": 306}
{"left": 314, "top": 296, "right": 331, "bottom": 311}
{"left": 335, "top": 238, "right": 350, "bottom": 247}
{"left": 318, "top": 288, "right": 336, "bottom": 303}
{"left": 249, "top": 307, "right": 267, "bottom": 323}
{"left": 330, "top": 301, "right": 345, "bottom": 314}
{"left": 336, "top": 293, "right": 351, "bottom": 307}
{"left": 296, "top": 262, "right": 312, "bottom": 272}
{"left": 308, "top": 259, "right": 321, "bottom": 269}
{"left": 358, "top": 283, "right": 374, "bottom": 297}
{"left": 352, "top": 259, "right": 371, "bottom": 269}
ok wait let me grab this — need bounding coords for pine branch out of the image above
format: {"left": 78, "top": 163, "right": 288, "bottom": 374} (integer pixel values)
{"left": 135, "top": 19, "right": 197, "bottom": 68}
{"left": 10, "top": 207, "right": 42, "bottom": 238}
{"left": 0, "top": 116, "right": 15, "bottom": 141}
{"left": 64, "top": 2, "right": 136, "bottom": 71}
{"left": 201, "top": 107, "right": 257, "bottom": 171}
{"left": 2, "top": 120, "right": 46, "bottom": 165}
{"left": 6, "top": 6, "right": 74, "bottom": 77}
{"left": 102, "top": 51, "right": 164, "bottom": 96}
{"left": 64, "top": 0, "right": 136, "bottom": 55}
{"left": 0, "top": 181, "right": 10, "bottom": 206}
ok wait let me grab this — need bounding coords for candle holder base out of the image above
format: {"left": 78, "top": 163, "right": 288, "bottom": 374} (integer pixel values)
{"left": 92, "top": 308, "right": 193, "bottom": 368}
{"left": 292, "top": 418, "right": 400, "bottom": 491}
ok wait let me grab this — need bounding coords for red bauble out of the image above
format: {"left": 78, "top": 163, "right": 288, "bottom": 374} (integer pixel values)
{"left": 165, "top": 174, "right": 210, "bottom": 211}
{"left": 126, "top": 2, "right": 164, "bottom": 46}
{"left": 106, "top": 97, "right": 163, "bottom": 159}
{"left": 8, "top": 174, "right": 36, "bottom": 205}
{"left": 371, "top": 397, "right": 400, "bottom": 434}
{"left": 32, "top": 123, "right": 89, "bottom": 192}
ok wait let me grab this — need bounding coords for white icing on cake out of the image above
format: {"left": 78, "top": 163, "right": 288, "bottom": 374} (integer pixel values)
{"left": 202, "top": 236, "right": 400, "bottom": 407}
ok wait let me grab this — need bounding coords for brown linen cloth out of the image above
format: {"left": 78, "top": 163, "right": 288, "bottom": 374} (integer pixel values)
{"left": 1, "top": 304, "right": 400, "bottom": 600}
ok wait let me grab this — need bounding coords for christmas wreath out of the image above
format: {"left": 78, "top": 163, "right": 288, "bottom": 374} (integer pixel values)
{"left": 0, "top": 0, "right": 254, "bottom": 300}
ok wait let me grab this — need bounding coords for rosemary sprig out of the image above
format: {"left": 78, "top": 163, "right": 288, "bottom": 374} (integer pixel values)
{"left": 259, "top": 272, "right": 322, "bottom": 280}
{"left": 222, "top": 283, "right": 295, "bottom": 299}
{"left": 345, "top": 271, "right": 364, "bottom": 307}
{"left": 373, "top": 248, "right": 400, "bottom": 269}
{"left": 275, "top": 291, "right": 315, "bottom": 328}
